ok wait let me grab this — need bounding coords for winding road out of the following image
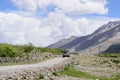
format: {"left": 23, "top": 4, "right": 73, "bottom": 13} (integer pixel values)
{"left": 0, "top": 57, "right": 68, "bottom": 79}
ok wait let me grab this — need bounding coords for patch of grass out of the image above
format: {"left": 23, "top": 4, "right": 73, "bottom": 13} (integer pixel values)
{"left": 35, "top": 78, "right": 39, "bottom": 80}
{"left": 114, "top": 73, "right": 120, "bottom": 80}
{"left": 58, "top": 66, "right": 112, "bottom": 80}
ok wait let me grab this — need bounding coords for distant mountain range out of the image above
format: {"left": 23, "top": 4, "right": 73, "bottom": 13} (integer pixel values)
{"left": 48, "top": 21, "right": 120, "bottom": 54}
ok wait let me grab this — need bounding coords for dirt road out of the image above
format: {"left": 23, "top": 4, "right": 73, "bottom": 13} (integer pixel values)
{"left": 0, "top": 57, "right": 68, "bottom": 79}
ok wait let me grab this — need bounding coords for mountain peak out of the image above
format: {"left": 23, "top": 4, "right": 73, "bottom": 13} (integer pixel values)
{"left": 48, "top": 21, "right": 120, "bottom": 54}
{"left": 93, "top": 21, "right": 120, "bottom": 36}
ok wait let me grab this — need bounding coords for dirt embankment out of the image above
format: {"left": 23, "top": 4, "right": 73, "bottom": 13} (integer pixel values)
{"left": 0, "top": 51, "right": 56, "bottom": 65}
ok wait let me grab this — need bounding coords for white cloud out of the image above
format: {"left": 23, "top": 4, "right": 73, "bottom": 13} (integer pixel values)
{"left": 0, "top": 12, "right": 52, "bottom": 46}
{"left": 0, "top": 10, "right": 120, "bottom": 47}
{"left": 11, "top": 0, "right": 108, "bottom": 15}
{"left": 40, "top": 10, "right": 87, "bottom": 40}
{"left": 58, "top": 0, "right": 108, "bottom": 15}
{"left": 11, "top": 0, "right": 37, "bottom": 11}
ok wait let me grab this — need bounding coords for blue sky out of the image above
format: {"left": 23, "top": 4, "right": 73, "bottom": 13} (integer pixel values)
{"left": 0, "top": 0, "right": 120, "bottom": 46}
{"left": 0, "top": 0, "right": 18, "bottom": 11}
{"left": 0, "top": 0, "right": 120, "bottom": 18}
{"left": 107, "top": 0, "right": 120, "bottom": 18}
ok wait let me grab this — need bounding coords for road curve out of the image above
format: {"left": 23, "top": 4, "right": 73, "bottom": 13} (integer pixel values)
{"left": 0, "top": 57, "right": 68, "bottom": 79}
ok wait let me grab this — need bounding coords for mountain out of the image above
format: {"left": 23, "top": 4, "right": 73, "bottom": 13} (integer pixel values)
{"left": 48, "top": 36, "right": 77, "bottom": 48}
{"left": 103, "top": 44, "right": 120, "bottom": 53}
{"left": 48, "top": 21, "right": 120, "bottom": 54}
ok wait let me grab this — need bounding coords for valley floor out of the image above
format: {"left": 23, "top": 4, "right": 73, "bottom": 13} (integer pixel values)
{"left": 58, "top": 54, "right": 120, "bottom": 80}
{"left": 0, "top": 53, "right": 120, "bottom": 80}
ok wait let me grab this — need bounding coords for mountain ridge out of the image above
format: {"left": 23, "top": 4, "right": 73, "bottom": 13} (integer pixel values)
{"left": 48, "top": 21, "right": 120, "bottom": 54}
{"left": 48, "top": 36, "right": 77, "bottom": 48}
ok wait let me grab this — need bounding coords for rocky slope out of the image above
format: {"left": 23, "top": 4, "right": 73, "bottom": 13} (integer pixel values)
{"left": 49, "top": 21, "right": 120, "bottom": 53}
{"left": 48, "top": 36, "right": 77, "bottom": 48}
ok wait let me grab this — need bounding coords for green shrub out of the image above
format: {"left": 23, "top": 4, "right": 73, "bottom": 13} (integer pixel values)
{"left": 52, "top": 72, "right": 59, "bottom": 76}
{"left": 0, "top": 44, "right": 17, "bottom": 57}
{"left": 39, "top": 74, "right": 45, "bottom": 79}
{"left": 23, "top": 45, "right": 34, "bottom": 53}
{"left": 0, "top": 43, "right": 36, "bottom": 57}
{"left": 64, "top": 66, "right": 69, "bottom": 70}
{"left": 103, "top": 60, "right": 109, "bottom": 63}
{"left": 112, "top": 60, "right": 120, "bottom": 64}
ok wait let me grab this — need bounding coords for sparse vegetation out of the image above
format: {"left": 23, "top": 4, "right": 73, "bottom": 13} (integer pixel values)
{"left": 98, "top": 53, "right": 120, "bottom": 58}
{"left": 114, "top": 73, "right": 120, "bottom": 80}
{"left": 98, "top": 54, "right": 120, "bottom": 64}
{"left": 38, "top": 47, "right": 64, "bottom": 54}
{"left": 59, "top": 65, "right": 111, "bottom": 80}
{"left": 0, "top": 43, "right": 64, "bottom": 57}
{"left": 58, "top": 54, "right": 120, "bottom": 80}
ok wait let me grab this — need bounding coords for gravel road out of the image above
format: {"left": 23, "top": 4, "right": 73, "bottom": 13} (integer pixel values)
{"left": 0, "top": 57, "right": 68, "bottom": 79}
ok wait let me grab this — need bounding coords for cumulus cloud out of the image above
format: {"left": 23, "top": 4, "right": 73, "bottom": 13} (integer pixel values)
{"left": 11, "top": 0, "right": 108, "bottom": 15}
{"left": 0, "top": 0, "right": 119, "bottom": 47}
{"left": 11, "top": 0, "right": 37, "bottom": 11}
{"left": 0, "top": 11, "right": 119, "bottom": 47}
{"left": 0, "top": 12, "right": 53, "bottom": 46}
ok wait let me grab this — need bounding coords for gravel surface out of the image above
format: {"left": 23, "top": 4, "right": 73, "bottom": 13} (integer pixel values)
{"left": 0, "top": 57, "right": 68, "bottom": 79}
{"left": 71, "top": 54, "right": 120, "bottom": 78}
{"left": 54, "top": 77, "right": 89, "bottom": 80}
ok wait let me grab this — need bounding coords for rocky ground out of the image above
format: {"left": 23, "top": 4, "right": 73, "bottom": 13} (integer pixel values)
{"left": 0, "top": 53, "right": 120, "bottom": 80}
{"left": 0, "top": 57, "right": 69, "bottom": 80}
{"left": 0, "top": 51, "right": 57, "bottom": 65}
{"left": 53, "top": 76, "right": 89, "bottom": 80}
{"left": 70, "top": 54, "right": 120, "bottom": 79}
